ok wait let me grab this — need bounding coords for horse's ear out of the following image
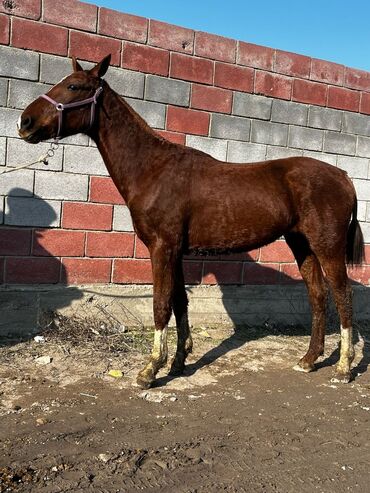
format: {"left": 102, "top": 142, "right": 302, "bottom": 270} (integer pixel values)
{"left": 89, "top": 54, "right": 111, "bottom": 78}
{"left": 72, "top": 56, "right": 83, "bottom": 72}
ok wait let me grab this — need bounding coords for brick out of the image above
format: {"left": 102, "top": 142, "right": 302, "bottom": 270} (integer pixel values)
{"left": 266, "top": 146, "right": 302, "bottom": 160}
{"left": 310, "top": 59, "right": 344, "bottom": 85}
{"left": 64, "top": 145, "right": 107, "bottom": 176}
{"left": 308, "top": 106, "right": 342, "bottom": 131}
{"left": 69, "top": 31, "right": 121, "bottom": 66}
{"left": 98, "top": 8, "right": 147, "bottom": 43}
{"left": 86, "top": 232, "right": 134, "bottom": 257}
{"left": 195, "top": 31, "right": 236, "bottom": 63}
{"left": 0, "top": 108, "right": 20, "bottom": 138}
{"left": 323, "top": 131, "right": 356, "bottom": 155}
{"left": 0, "top": 79, "right": 7, "bottom": 106}
{"left": 0, "top": 0, "right": 40, "bottom": 19}
{"left": 89, "top": 176, "right": 124, "bottom": 205}
{"left": 337, "top": 156, "right": 369, "bottom": 179}
{"left": 156, "top": 130, "right": 186, "bottom": 145}
{"left": 348, "top": 265, "right": 370, "bottom": 285}
{"left": 43, "top": 0, "right": 97, "bottom": 31}
{"left": 12, "top": 17, "right": 68, "bottom": 56}
{"left": 170, "top": 53, "right": 214, "bottom": 84}
{"left": 5, "top": 258, "right": 60, "bottom": 284}
{"left": 35, "top": 170, "right": 88, "bottom": 201}
{"left": 327, "top": 86, "right": 360, "bottom": 112}
{"left": 280, "top": 263, "right": 302, "bottom": 283}
{"left": 0, "top": 13, "right": 9, "bottom": 44}
{"left": 275, "top": 50, "right": 311, "bottom": 78}
{"left": 5, "top": 197, "right": 60, "bottom": 227}
{"left": 251, "top": 121, "right": 288, "bottom": 146}
{"left": 357, "top": 136, "right": 370, "bottom": 158}
{"left": 7, "top": 138, "right": 62, "bottom": 171}
{"left": 202, "top": 262, "right": 242, "bottom": 284}
{"left": 126, "top": 98, "right": 166, "bottom": 129}
{"left": 0, "top": 169, "right": 33, "bottom": 197}
{"left": 210, "top": 114, "right": 250, "bottom": 141}
{"left": 260, "top": 241, "right": 294, "bottom": 262}
{"left": 342, "top": 112, "right": 370, "bottom": 137}
{"left": 145, "top": 75, "right": 190, "bottom": 106}
{"left": 233, "top": 92, "right": 272, "bottom": 120}
{"left": 135, "top": 238, "right": 149, "bottom": 258}
{"left": 62, "top": 202, "right": 112, "bottom": 230}
{"left": 167, "top": 106, "right": 210, "bottom": 135}
{"left": 105, "top": 67, "right": 145, "bottom": 99}
{"left": 227, "top": 141, "right": 266, "bottom": 163}
{"left": 0, "top": 45, "right": 39, "bottom": 80}
{"left": 183, "top": 261, "right": 203, "bottom": 284}
{"left": 214, "top": 62, "right": 254, "bottom": 92}
{"left": 122, "top": 43, "right": 169, "bottom": 76}
{"left": 237, "top": 42, "right": 274, "bottom": 70}
{"left": 292, "top": 79, "right": 327, "bottom": 106}
{"left": 0, "top": 228, "right": 31, "bottom": 255}
{"left": 302, "top": 150, "right": 337, "bottom": 166}
{"left": 288, "top": 127, "right": 323, "bottom": 151}
{"left": 191, "top": 84, "right": 232, "bottom": 113}
{"left": 62, "top": 258, "right": 111, "bottom": 284}
{"left": 271, "top": 99, "right": 308, "bottom": 126}
{"left": 345, "top": 67, "right": 370, "bottom": 92}
{"left": 186, "top": 136, "right": 227, "bottom": 161}
{"left": 360, "top": 92, "right": 370, "bottom": 115}
{"left": 7, "top": 80, "right": 50, "bottom": 110}
{"left": 33, "top": 229, "right": 85, "bottom": 256}
{"left": 149, "top": 19, "right": 194, "bottom": 53}
{"left": 113, "top": 259, "right": 153, "bottom": 283}
{"left": 243, "top": 262, "right": 280, "bottom": 284}
{"left": 255, "top": 71, "right": 292, "bottom": 100}
{"left": 113, "top": 205, "right": 134, "bottom": 232}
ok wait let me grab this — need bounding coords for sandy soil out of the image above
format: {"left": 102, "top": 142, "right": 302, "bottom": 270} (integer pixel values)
{"left": 0, "top": 323, "right": 369, "bottom": 492}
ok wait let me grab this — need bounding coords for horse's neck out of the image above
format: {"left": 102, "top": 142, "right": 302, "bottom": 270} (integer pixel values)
{"left": 90, "top": 85, "right": 162, "bottom": 203}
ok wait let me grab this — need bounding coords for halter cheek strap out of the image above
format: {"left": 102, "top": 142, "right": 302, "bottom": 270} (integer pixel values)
{"left": 40, "top": 86, "right": 103, "bottom": 141}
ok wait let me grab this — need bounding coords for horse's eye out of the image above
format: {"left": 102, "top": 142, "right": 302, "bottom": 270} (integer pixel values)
{"left": 68, "top": 84, "right": 79, "bottom": 91}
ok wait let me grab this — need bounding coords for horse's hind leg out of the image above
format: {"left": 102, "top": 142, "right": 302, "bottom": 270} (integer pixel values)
{"left": 169, "top": 259, "right": 193, "bottom": 376}
{"left": 285, "top": 233, "right": 328, "bottom": 372}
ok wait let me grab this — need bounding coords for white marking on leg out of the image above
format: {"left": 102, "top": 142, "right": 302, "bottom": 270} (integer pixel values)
{"left": 335, "top": 325, "right": 354, "bottom": 380}
{"left": 152, "top": 326, "right": 168, "bottom": 364}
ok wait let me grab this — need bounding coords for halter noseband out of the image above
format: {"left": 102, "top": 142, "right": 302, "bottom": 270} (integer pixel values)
{"left": 40, "top": 85, "right": 103, "bottom": 140}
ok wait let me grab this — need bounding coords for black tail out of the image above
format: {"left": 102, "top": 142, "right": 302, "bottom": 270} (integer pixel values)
{"left": 346, "top": 198, "right": 365, "bottom": 266}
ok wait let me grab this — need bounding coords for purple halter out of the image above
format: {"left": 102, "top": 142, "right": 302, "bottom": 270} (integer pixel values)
{"left": 40, "top": 86, "right": 103, "bottom": 140}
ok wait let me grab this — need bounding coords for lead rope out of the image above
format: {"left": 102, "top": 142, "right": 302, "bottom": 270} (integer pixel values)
{"left": 0, "top": 141, "right": 59, "bottom": 175}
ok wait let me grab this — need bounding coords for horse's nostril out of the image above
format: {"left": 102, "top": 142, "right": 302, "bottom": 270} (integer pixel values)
{"left": 21, "top": 115, "right": 33, "bottom": 131}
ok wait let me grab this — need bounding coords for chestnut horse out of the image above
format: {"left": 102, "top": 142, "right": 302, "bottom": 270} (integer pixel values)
{"left": 18, "top": 55, "right": 364, "bottom": 389}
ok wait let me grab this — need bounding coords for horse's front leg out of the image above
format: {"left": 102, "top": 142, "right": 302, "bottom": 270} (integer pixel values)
{"left": 136, "top": 245, "right": 176, "bottom": 389}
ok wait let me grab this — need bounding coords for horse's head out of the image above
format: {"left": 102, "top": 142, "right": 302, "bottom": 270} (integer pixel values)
{"left": 18, "top": 54, "right": 111, "bottom": 143}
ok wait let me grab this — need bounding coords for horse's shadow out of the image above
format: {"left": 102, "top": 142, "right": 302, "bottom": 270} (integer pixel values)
{"left": 155, "top": 254, "right": 370, "bottom": 388}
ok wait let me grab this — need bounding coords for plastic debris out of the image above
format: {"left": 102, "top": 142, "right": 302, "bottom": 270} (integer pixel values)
{"left": 34, "top": 336, "right": 45, "bottom": 343}
{"left": 35, "top": 356, "right": 52, "bottom": 365}
{"left": 108, "top": 369, "right": 123, "bottom": 379}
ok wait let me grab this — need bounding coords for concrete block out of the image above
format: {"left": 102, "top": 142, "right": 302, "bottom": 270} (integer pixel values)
{"left": 227, "top": 141, "right": 266, "bottom": 163}
{"left": 0, "top": 79, "right": 8, "bottom": 107}
{"left": 357, "top": 200, "right": 367, "bottom": 221}
{"left": 337, "top": 156, "right": 369, "bottom": 179}
{"left": 5, "top": 196, "right": 61, "bottom": 227}
{"left": 0, "top": 108, "right": 22, "bottom": 138}
{"left": 357, "top": 136, "right": 370, "bottom": 158}
{"left": 288, "top": 126, "right": 323, "bottom": 151}
{"left": 62, "top": 134, "right": 90, "bottom": 146}
{"left": 113, "top": 205, "right": 134, "bottom": 231}
{"left": 308, "top": 106, "right": 342, "bottom": 131}
{"left": 302, "top": 150, "right": 337, "bottom": 166}
{"left": 7, "top": 138, "right": 63, "bottom": 171}
{"left": 125, "top": 98, "right": 166, "bottom": 129}
{"left": 35, "top": 170, "right": 88, "bottom": 200}
{"left": 0, "top": 196, "right": 3, "bottom": 224}
{"left": 233, "top": 92, "right": 272, "bottom": 120}
{"left": 271, "top": 99, "right": 308, "bottom": 126}
{"left": 323, "top": 131, "right": 356, "bottom": 155}
{"left": 106, "top": 67, "right": 145, "bottom": 99}
{"left": 359, "top": 221, "right": 370, "bottom": 243}
{"left": 353, "top": 179, "right": 370, "bottom": 200}
{"left": 8, "top": 80, "right": 51, "bottom": 110}
{"left": 210, "top": 114, "right": 250, "bottom": 141}
{"left": 40, "top": 54, "right": 75, "bottom": 84}
{"left": 186, "top": 135, "right": 227, "bottom": 160}
{"left": 0, "top": 45, "right": 39, "bottom": 81}
{"left": 342, "top": 112, "right": 370, "bottom": 137}
{"left": 266, "top": 146, "right": 302, "bottom": 160}
{"left": 0, "top": 169, "right": 34, "bottom": 197}
{"left": 0, "top": 138, "right": 5, "bottom": 166}
{"left": 145, "top": 75, "right": 190, "bottom": 106}
{"left": 64, "top": 145, "right": 108, "bottom": 176}
{"left": 251, "top": 120, "right": 288, "bottom": 146}
{"left": 0, "top": 291, "right": 39, "bottom": 336}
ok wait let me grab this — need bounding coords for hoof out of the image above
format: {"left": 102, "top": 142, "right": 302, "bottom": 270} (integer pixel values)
{"left": 169, "top": 364, "right": 185, "bottom": 376}
{"left": 293, "top": 360, "right": 315, "bottom": 373}
{"left": 136, "top": 373, "right": 154, "bottom": 390}
{"left": 331, "top": 371, "right": 352, "bottom": 384}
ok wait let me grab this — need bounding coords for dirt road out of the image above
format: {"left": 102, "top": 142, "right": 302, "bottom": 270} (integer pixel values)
{"left": 1, "top": 324, "right": 369, "bottom": 492}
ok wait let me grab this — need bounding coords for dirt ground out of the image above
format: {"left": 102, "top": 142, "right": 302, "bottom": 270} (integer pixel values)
{"left": 0, "top": 319, "right": 369, "bottom": 493}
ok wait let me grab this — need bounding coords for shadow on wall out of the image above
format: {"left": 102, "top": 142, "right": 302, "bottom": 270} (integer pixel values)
{"left": 0, "top": 188, "right": 83, "bottom": 346}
